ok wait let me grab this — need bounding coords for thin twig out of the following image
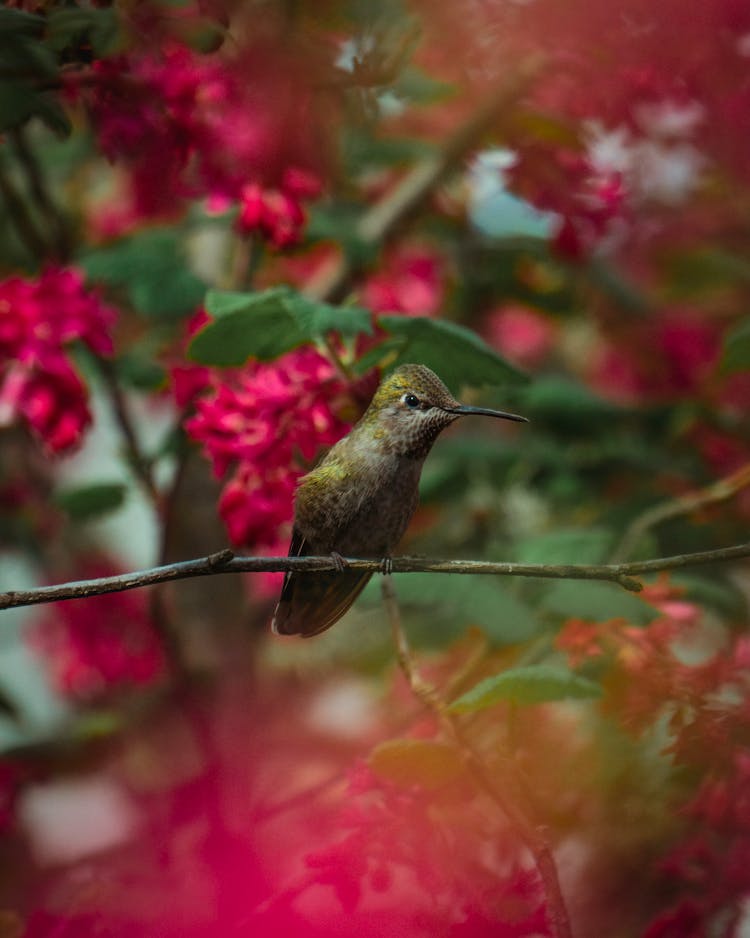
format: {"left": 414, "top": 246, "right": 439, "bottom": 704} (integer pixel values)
{"left": 381, "top": 575, "right": 441, "bottom": 708}
{"left": 610, "top": 463, "right": 750, "bottom": 563}
{"left": 9, "top": 126, "right": 72, "bottom": 262}
{"left": 94, "top": 356, "right": 161, "bottom": 506}
{"left": 0, "top": 156, "right": 50, "bottom": 259}
{"left": 303, "top": 56, "right": 546, "bottom": 304}
{"left": 1, "top": 543, "right": 748, "bottom": 612}
{"left": 380, "top": 575, "right": 572, "bottom": 938}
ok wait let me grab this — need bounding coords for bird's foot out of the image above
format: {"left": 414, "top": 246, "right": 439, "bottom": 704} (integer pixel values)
{"left": 330, "top": 551, "right": 349, "bottom": 572}
{"left": 380, "top": 556, "right": 393, "bottom": 576}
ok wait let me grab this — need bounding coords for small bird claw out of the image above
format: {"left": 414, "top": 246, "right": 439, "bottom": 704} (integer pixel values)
{"left": 330, "top": 551, "right": 349, "bottom": 572}
{"left": 380, "top": 556, "right": 393, "bottom": 576}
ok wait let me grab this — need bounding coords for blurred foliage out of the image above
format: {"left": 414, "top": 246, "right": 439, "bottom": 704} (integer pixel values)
{"left": 0, "top": 1, "right": 749, "bottom": 937}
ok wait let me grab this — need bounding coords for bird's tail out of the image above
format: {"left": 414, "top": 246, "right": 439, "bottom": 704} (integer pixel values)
{"left": 271, "top": 569, "right": 373, "bottom": 637}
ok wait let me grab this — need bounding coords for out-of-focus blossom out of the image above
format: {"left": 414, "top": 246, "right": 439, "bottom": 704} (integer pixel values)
{"left": 0, "top": 268, "right": 116, "bottom": 453}
{"left": 360, "top": 247, "right": 445, "bottom": 317}
{"left": 483, "top": 304, "right": 557, "bottom": 370}
{"left": 185, "top": 348, "right": 350, "bottom": 548}
{"left": 83, "top": 40, "right": 331, "bottom": 233}
{"left": 0, "top": 760, "right": 23, "bottom": 833}
{"left": 236, "top": 166, "right": 321, "bottom": 249}
{"left": 29, "top": 559, "right": 167, "bottom": 701}
{"left": 587, "top": 309, "right": 721, "bottom": 405}
{"left": 169, "top": 307, "right": 213, "bottom": 409}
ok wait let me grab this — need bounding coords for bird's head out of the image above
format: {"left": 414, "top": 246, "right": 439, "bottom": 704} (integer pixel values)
{"left": 363, "top": 363, "right": 527, "bottom": 458}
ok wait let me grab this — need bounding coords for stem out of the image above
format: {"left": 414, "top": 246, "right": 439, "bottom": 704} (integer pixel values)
{"left": 94, "top": 356, "right": 161, "bottom": 507}
{"left": 1, "top": 543, "right": 748, "bottom": 612}
{"left": 9, "top": 126, "right": 72, "bottom": 262}
{"left": 610, "top": 462, "right": 750, "bottom": 563}
{"left": 303, "top": 56, "right": 546, "bottom": 304}
{"left": 0, "top": 155, "right": 50, "bottom": 259}
{"left": 380, "top": 574, "right": 572, "bottom": 938}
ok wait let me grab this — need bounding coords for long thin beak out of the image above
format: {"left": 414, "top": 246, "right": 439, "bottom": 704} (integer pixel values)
{"left": 443, "top": 405, "right": 529, "bottom": 423}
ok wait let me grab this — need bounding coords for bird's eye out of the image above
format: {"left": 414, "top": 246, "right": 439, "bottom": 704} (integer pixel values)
{"left": 402, "top": 393, "right": 420, "bottom": 409}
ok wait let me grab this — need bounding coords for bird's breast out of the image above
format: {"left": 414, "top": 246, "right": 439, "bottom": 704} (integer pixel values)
{"left": 295, "top": 452, "right": 423, "bottom": 557}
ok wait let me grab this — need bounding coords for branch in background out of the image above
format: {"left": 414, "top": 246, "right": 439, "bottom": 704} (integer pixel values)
{"left": 0, "top": 155, "right": 50, "bottom": 259}
{"left": 94, "top": 356, "right": 161, "bottom": 507}
{"left": 610, "top": 463, "right": 750, "bottom": 563}
{"left": 303, "top": 56, "right": 546, "bottom": 304}
{"left": 9, "top": 126, "right": 72, "bottom": 262}
{"left": 1, "top": 542, "right": 748, "bottom": 612}
{"left": 380, "top": 575, "right": 573, "bottom": 938}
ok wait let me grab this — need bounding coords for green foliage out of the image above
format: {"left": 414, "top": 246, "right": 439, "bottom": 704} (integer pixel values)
{"left": 81, "top": 229, "right": 207, "bottom": 320}
{"left": 362, "top": 573, "right": 539, "bottom": 645}
{"left": 519, "top": 375, "right": 626, "bottom": 427}
{"left": 720, "top": 318, "right": 750, "bottom": 375}
{"left": 514, "top": 529, "right": 614, "bottom": 564}
{"left": 539, "top": 580, "right": 659, "bottom": 626}
{"left": 448, "top": 664, "right": 602, "bottom": 712}
{"left": 114, "top": 352, "right": 167, "bottom": 392}
{"left": 55, "top": 483, "right": 127, "bottom": 521}
{"left": 0, "top": 7, "right": 72, "bottom": 136}
{"left": 189, "top": 287, "right": 373, "bottom": 365}
{"left": 360, "top": 316, "right": 528, "bottom": 391}
{"left": 46, "top": 7, "right": 121, "bottom": 56}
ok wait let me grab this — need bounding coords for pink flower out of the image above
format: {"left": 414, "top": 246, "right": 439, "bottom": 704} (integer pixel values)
{"left": 29, "top": 559, "right": 167, "bottom": 701}
{"left": 83, "top": 40, "right": 330, "bottom": 225}
{"left": 0, "top": 268, "right": 116, "bottom": 453}
{"left": 0, "top": 761, "right": 23, "bottom": 832}
{"left": 361, "top": 247, "right": 445, "bottom": 317}
{"left": 484, "top": 305, "right": 557, "bottom": 370}
{"left": 185, "top": 347, "right": 350, "bottom": 548}
{"left": 236, "top": 175, "right": 317, "bottom": 249}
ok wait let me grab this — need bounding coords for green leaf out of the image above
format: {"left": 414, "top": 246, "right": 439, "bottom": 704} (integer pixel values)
{"left": 520, "top": 375, "right": 625, "bottom": 427}
{"left": 46, "top": 7, "right": 120, "bottom": 56}
{"left": 376, "top": 316, "right": 527, "bottom": 391}
{"left": 664, "top": 249, "right": 750, "bottom": 297}
{"left": 56, "top": 483, "right": 127, "bottom": 521}
{"left": 369, "top": 738, "right": 464, "bottom": 789}
{"left": 80, "top": 228, "right": 207, "bottom": 320}
{"left": 362, "top": 573, "right": 539, "bottom": 645}
{"left": 114, "top": 353, "right": 167, "bottom": 391}
{"left": 515, "top": 529, "right": 614, "bottom": 565}
{"left": 540, "top": 580, "right": 659, "bottom": 626}
{"left": 0, "top": 81, "right": 71, "bottom": 135}
{"left": 190, "top": 287, "right": 372, "bottom": 366}
{"left": 448, "top": 665, "right": 602, "bottom": 713}
{"left": 0, "top": 8, "right": 43, "bottom": 37}
{"left": 720, "top": 319, "right": 750, "bottom": 376}
{"left": 395, "top": 67, "right": 455, "bottom": 104}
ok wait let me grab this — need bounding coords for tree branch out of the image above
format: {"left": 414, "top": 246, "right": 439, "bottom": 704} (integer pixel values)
{"left": 0, "top": 154, "right": 50, "bottom": 259}
{"left": 8, "top": 126, "right": 72, "bottom": 262}
{"left": 304, "top": 56, "right": 545, "bottom": 304}
{"left": 1, "top": 543, "right": 748, "bottom": 613}
{"left": 380, "top": 575, "right": 572, "bottom": 938}
{"left": 610, "top": 462, "right": 750, "bottom": 563}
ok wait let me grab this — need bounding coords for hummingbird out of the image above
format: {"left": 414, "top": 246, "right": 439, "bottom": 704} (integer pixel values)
{"left": 271, "top": 363, "right": 527, "bottom": 638}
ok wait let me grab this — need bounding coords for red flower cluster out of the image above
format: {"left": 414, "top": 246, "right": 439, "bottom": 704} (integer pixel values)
{"left": 0, "top": 268, "right": 115, "bottom": 453}
{"left": 29, "top": 559, "right": 167, "bottom": 701}
{"left": 588, "top": 310, "right": 722, "bottom": 405}
{"left": 83, "top": 40, "right": 328, "bottom": 235}
{"left": 185, "top": 348, "right": 350, "bottom": 548}
{"left": 237, "top": 167, "right": 322, "bottom": 249}
{"left": 483, "top": 304, "right": 557, "bottom": 371}
{"left": 303, "top": 760, "right": 548, "bottom": 930}
{"left": 360, "top": 247, "right": 445, "bottom": 317}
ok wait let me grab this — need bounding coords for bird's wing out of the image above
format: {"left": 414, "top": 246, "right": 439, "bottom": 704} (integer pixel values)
{"left": 271, "top": 526, "right": 372, "bottom": 638}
